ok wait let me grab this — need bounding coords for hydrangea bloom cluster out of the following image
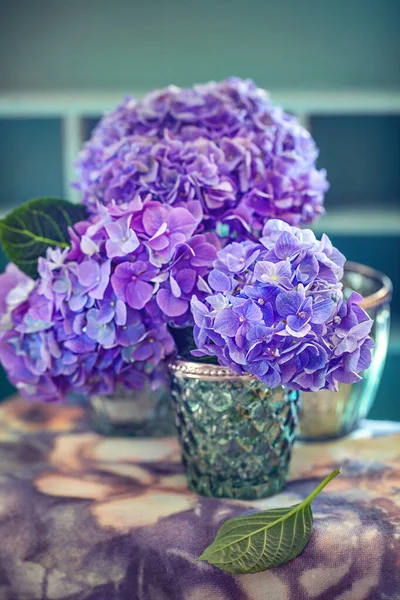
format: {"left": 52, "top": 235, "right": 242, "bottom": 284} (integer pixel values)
{"left": 191, "top": 220, "right": 373, "bottom": 392}
{"left": 75, "top": 78, "right": 328, "bottom": 241}
{"left": 0, "top": 195, "right": 219, "bottom": 402}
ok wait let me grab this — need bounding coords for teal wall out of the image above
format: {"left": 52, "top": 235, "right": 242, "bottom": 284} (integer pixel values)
{"left": 0, "top": 119, "right": 64, "bottom": 209}
{"left": 312, "top": 117, "right": 400, "bottom": 209}
{"left": 0, "top": 0, "right": 399, "bottom": 91}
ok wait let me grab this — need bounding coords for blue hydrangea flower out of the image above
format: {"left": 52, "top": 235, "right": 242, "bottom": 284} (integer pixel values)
{"left": 191, "top": 219, "right": 374, "bottom": 392}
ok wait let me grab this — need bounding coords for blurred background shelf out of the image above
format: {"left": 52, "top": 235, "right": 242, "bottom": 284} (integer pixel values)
{"left": 1, "top": 89, "right": 400, "bottom": 118}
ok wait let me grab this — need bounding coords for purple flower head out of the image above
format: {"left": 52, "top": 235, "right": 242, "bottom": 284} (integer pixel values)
{"left": 191, "top": 220, "right": 374, "bottom": 392}
{"left": 0, "top": 264, "right": 35, "bottom": 333}
{"left": 0, "top": 187, "right": 228, "bottom": 400}
{"left": 254, "top": 261, "right": 292, "bottom": 288}
{"left": 104, "top": 214, "right": 140, "bottom": 258}
{"left": 116, "top": 308, "right": 145, "bottom": 347}
{"left": 154, "top": 232, "right": 220, "bottom": 326}
{"left": 75, "top": 78, "right": 329, "bottom": 243}
{"left": 275, "top": 290, "right": 313, "bottom": 337}
{"left": 213, "top": 241, "right": 260, "bottom": 275}
{"left": 142, "top": 202, "right": 200, "bottom": 264}
{"left": 112, "top": 261, "right": 158, "bottom": 310}
{"left": 0, "top": 269, "right": 176, "bottom": 402}
{"left": 76, "top": 258, "right": 111, "bottom": 300}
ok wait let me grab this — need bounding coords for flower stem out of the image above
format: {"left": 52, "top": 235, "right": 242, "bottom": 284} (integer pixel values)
{"left": 302, "top": 467, "right": 342, "bottom": 507}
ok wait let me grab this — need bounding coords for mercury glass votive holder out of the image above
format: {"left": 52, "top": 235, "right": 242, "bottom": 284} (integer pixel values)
{"left": 89, "top": 381, "right": 175, "bottom": 437}
{"left": 298, "top": 261, "right": 392, "bottom": 441}
{"left": 169, "top": 360, "right": 301, "bottom": 500}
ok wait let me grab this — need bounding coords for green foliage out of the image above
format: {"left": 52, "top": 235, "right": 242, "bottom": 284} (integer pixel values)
{"left": 0, "top": 198, "right": 87, "bottom": 278}
{"left": 198, "top": 468, "right": 341, "bottom": 574}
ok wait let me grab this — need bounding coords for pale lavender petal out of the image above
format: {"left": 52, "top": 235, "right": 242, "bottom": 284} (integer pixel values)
{"left": 143, "top": 204, "right": 168, "bottom": 236}
{"left": 97, "top": 303, "right": 115, "bottom": 324}
{"left": 254, "top": 261, "right": 275, "bottom": 283}
{"left": 350, "top": 319, "right": 373, "bottom": 340}
{"left": 175, "top": 269, "right": 197, "bottom": 295}
{"left": 69, "top": 294, "right": 88, "bottom": 312}
{"left": 90, "top": 260, "right": 111, "bottom": 300}
{"left": 238, "top": 298, "right": 263, "bottom": 322}
{"left": 80, "top": 235, "right": 99, "bottom": 256}
{"left": 208, "top": 269, "right": 232, "bottom": 293}
{"left": 190, "top": 296, "right": 210, "bottom": 327}
{"left": 274, "top": 231, "right": 301, "bottom": 259}
{"left": 286, "top": 322, "right": 312, "bottom": 338}
{"left": 115, "top": 300, "right": 127, "bottom": 326}
{"left": 214, "top": 308, "right": 240, "bottom": 336}
{"left": 126, "top": 280, "right": 154, "bottom": 310}
{"left": 156, "top": 289, "right": 188, "bottom": 317}
{"left": 170, "top": 275, "right": 182, "bottom": 298}
{"left": 167, "top": 207, "right": 198, "bottom": 238}
{"left": 77, "top": 261, "right": 100, "bottom": 288}
{"left": 311, "top": 299, "right": 334, "bottom": 324}
{"left": 334, "top": 335, "right": 359, "bottom": 355}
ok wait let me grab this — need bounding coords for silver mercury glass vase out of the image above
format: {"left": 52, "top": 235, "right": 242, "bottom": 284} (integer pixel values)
{"left": 298, "top": 261, "right": 392, "bottom": 440}
{"left": 89, "top": 380, "right": 175, "bottom": 437}
{"left": 169, "top": 360, "right": 301, "bottom": 500}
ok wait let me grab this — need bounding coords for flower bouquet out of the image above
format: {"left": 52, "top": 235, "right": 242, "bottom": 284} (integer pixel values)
{"left": 0, "top": 79, "right": 373, "bottom": 499}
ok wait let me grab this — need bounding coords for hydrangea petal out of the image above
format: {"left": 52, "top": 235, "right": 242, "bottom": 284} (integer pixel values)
{"left": 156, "top": 289, "right": 188, "bottom": 317}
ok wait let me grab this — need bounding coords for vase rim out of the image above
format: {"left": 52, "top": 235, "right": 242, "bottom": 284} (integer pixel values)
{"left": 168, "top": 359, "right": 253, "bottom": 381}
{"left": 345, "top": 261, "right": 392, "bottom": 310}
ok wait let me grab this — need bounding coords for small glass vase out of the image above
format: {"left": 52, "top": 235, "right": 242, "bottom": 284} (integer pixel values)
{"left": 89, "top": 381, "right": 175, "bottom": 437}
{"left": 298, "top": 262, "right": 392, "bottom": 441}
{"left": 169, "top": 360, "right": 301, "bottom": 500}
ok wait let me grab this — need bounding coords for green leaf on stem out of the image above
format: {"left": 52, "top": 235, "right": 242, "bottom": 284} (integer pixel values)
{"left": 198, "top": 468, "right": 341, "bottom": 574}
{"left": 0, "top": 198, "right": 87, "bottom": 278}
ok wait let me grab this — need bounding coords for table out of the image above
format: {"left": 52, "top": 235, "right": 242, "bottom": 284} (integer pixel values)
{"left": 0, "top": 399, "right": 399, "bottom": 600}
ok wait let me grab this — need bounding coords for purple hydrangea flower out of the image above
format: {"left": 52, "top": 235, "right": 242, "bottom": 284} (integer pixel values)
{"left": 0, "top": 263, "right": 35, "bottom": 321}
{"left": 75, "top": 78, "right": 329, "bottom": 242}
{"left": 112, "top": 261, "right": 158, "bottom": 310}
{"left": 155, "top": 232, "right": 219, "bottom": 323}
{"left": 104, "top": 214, "right": 140, "bottom": 258}
{"left": 141, "top": 202, "right": 199, "bottom": 264}
{"left": 0, "top": 192, "right": 224, "bottom": 402}
{"left": 0, "top": 264, "right": 176, "bottom": 402}
{"left": 191, "top": 220, "right": 373, "bottom": 392}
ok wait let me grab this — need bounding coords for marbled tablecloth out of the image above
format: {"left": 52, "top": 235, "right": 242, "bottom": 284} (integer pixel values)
{"left": 0, "top": 398, "right": 399, "bottom": 600}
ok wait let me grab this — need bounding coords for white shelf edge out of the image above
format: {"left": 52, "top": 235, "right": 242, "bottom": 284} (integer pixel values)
{"left": 0, "top": 89, "right": 399, "bottom": 118}
{"left": 61, "top": 116, "right": 84, "bottom": 203}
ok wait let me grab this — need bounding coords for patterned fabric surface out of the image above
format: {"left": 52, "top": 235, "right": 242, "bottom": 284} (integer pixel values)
{"left": 0, "top": 398, "right": 399, "bottom": 600}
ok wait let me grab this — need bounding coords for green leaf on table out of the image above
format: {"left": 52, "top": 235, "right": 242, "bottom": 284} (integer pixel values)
{"left": 198, "top": 468, "right": 341, "bottom": 574}
{"left": 0, "top": 198, "right": 87, "bottom": 278}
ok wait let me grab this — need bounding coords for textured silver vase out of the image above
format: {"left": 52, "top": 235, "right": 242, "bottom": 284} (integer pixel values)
{"left": 90, "top": 381, "right": 175, "bottom": 437}
{"left": 298, "top": 261, "right": 392, "bottom": 441}
{"left": 169, "top": 360, "right": 301, "bottom": 500}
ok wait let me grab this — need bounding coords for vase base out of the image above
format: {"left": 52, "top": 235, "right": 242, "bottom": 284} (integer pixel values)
{"left": 186, "top": 469, "right": 289, "bottom": 500}
{"left": 89, "top": 386, "right": 175, "bottom": 438}
{"left": 297, "top": 422, "right": 359, "bottom": 443}
{"left": 89, "top": 415, "right": 175, "bottom": 437}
